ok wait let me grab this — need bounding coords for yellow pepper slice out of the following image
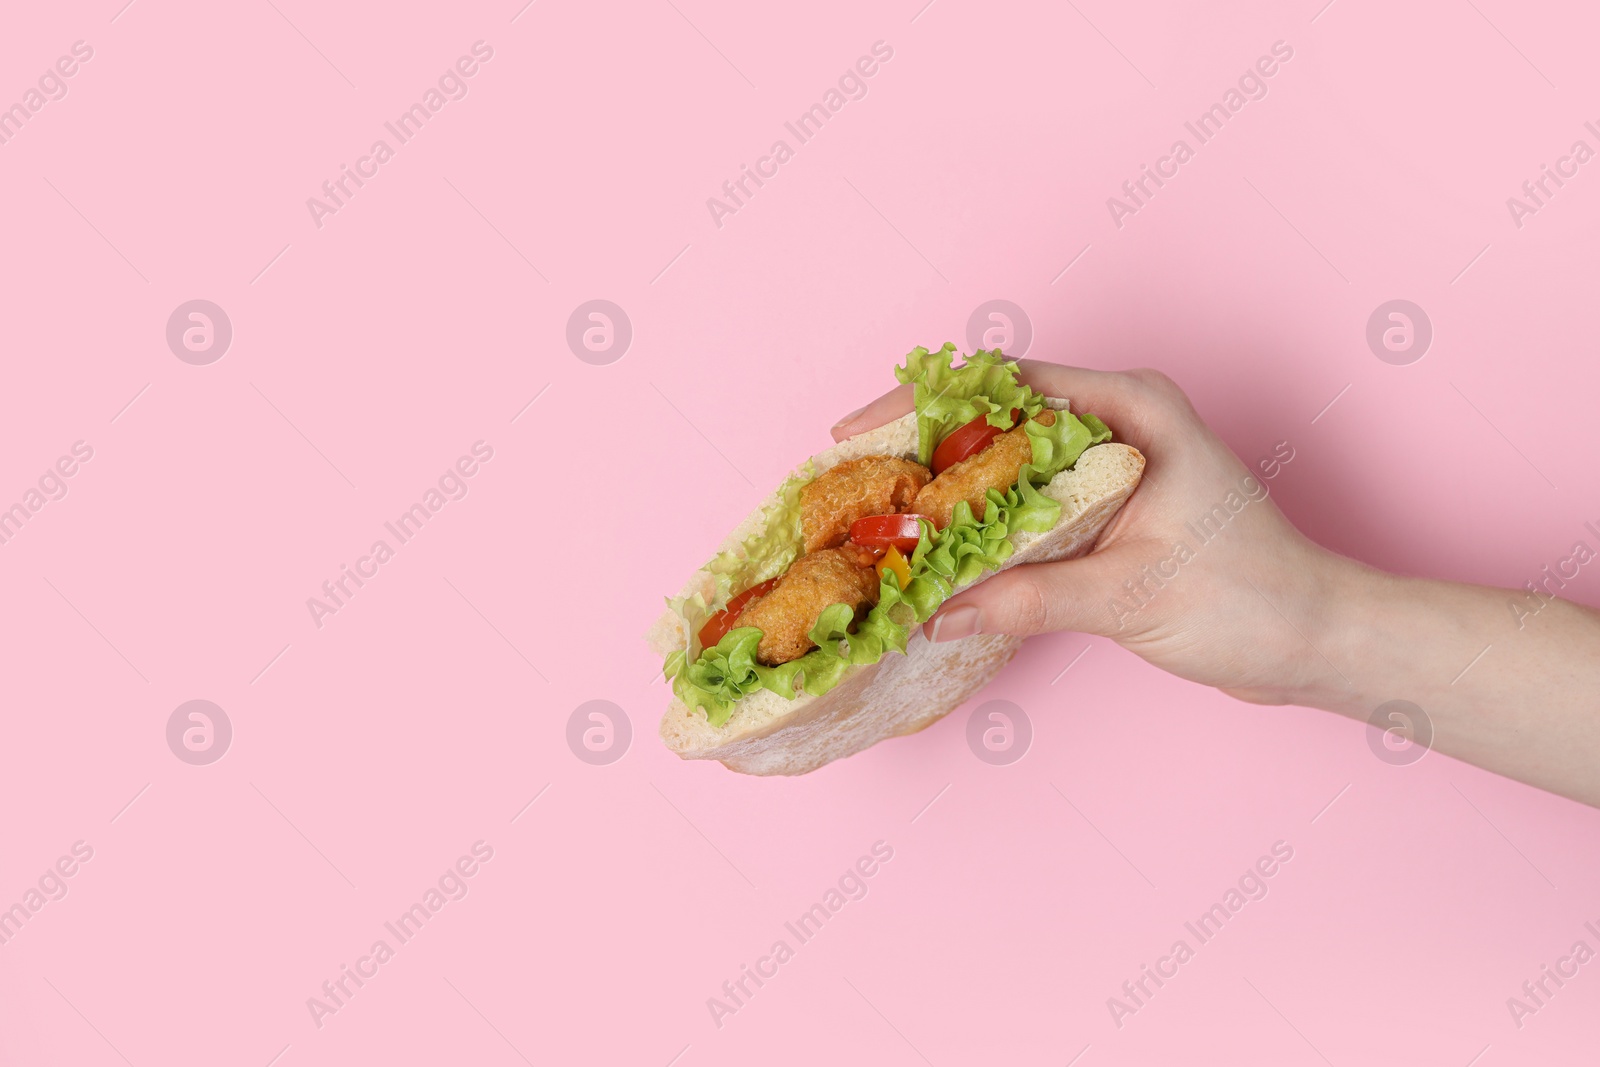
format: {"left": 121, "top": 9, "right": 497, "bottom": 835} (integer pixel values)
{"left": 876, "top": 545, "right": 911, "bottom": 589}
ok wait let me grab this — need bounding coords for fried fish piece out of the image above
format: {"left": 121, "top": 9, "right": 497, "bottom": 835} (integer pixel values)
{"left": 734, "top": 547, "right": 881, "bottom": 666}
{"left": 800, "top": 455, "right": 932, "bottom": 552}
{"left": 911, "top": 410, "right": 1056, "bottom": 530}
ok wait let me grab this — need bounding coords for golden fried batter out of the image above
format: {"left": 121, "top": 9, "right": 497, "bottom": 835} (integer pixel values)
{"left": 911, "top": 410, "right": 1056, "bottom": 530}
{"left": 801, "top": 455, "right": 931, "bottom": 552}
{"left": 735, "top": 547, "right": 881, "bottom": 666}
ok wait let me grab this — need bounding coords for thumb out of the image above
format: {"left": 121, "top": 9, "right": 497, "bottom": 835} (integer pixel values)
{"left": 925, "top": 547, "right": 1142, "bottom": 641}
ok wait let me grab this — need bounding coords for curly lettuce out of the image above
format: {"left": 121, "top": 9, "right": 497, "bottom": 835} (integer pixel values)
{"left": 663, "top": 346, "right": 1114, "bottom": 727}
{"left": 895, "top": 344, "right": 1047, "bottom": 466}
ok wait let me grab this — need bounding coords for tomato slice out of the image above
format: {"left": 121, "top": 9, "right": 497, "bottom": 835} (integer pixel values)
{"left": 931, "top": 409, "right": 1020, "bottom": 475}
{"left": 697, "top": 577, "right": 779, "bottom": 650}
{"left": 849, "top": 514, "right": 930, "bottom": 553}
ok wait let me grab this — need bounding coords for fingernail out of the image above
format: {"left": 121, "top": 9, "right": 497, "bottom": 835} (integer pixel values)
{"left": 929, "top": 605, "right": 981, "bottom": 643}
{"left": 831, "top": 406, "right": 866, "bottom": 431}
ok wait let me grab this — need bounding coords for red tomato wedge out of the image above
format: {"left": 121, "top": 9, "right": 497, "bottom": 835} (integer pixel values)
{"left": 931, "top": 409, "right": 1021, "bottom": 475}
{"left": 849, "top": 514, "right": 930, "bottom": 554}
{"left": 698, "top": 577, "right": 779, "bottom": 650}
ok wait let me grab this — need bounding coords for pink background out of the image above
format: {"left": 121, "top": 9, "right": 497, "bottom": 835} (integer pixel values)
{"left": 3, "top": 0, "right": 1599, "bottom": 1063}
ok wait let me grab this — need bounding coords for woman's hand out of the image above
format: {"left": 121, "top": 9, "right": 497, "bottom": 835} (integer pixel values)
{"left": 833, "top": 362, "right": 1360, "bottom": 708}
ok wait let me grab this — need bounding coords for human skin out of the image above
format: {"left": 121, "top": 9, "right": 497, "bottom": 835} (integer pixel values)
{"left": 831, "top": 362, "right": 1600, "bottom": 808}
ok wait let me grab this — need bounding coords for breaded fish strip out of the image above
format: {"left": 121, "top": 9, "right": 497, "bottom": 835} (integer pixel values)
{"left": 801, "top": 455, "right": 931, "bottom": 552}
{"left": 911, "top": 410, "right": 1056, "bottom": 530}
{"left": 735, "top": 547, "right": 880, "bottom": 666}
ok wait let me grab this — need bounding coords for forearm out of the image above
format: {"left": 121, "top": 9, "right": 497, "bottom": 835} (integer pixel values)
{"left": 1309, "top": 559, "right": 1600, "bottom": 806}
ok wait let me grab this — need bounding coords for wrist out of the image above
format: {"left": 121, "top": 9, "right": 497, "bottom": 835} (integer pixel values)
{"left": 1306, "top": 556, "right": 1460, "bottom": 721}
{"left": 1287, "top": 547, "right": 1392, "bottom": 717}
{"left": 1211, "top": 539, "right": 1378, "bottom": 712}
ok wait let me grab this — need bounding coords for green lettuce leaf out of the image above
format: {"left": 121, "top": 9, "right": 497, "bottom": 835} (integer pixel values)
{"left": 671, "top": 627, "right": 766, "bottom": 727}
{"left": 1023, "top": 408, "right": 1112, "bottom": 482}
{"left": 894, "top": 344, "right": 1046, "bottom": 465}
{"left": 899, "top": 517, "right": 953, "bottom": 623}
{"left": 752, "top": 606, "right": 857, "bottom": 701}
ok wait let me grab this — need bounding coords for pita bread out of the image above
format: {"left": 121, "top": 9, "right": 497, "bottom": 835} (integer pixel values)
{"left": 648, "top": 398, "right": 1145, "bottom": 775}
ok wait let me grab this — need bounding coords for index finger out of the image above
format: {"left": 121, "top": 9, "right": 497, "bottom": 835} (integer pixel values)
{"left": 828, "top": 381, "right": 915, "bottom": 442}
